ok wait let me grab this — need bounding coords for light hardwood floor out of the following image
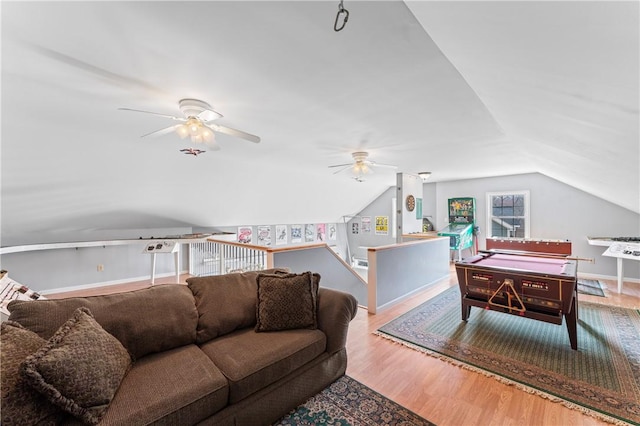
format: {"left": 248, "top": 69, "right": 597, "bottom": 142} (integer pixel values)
{"left": 345, "top": 270, "right": 638, "bottom": 426}
{"left": 48, "top": 268, "right": 639, "bottom": 426}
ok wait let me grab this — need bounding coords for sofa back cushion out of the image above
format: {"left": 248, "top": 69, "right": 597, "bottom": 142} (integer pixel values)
{"left": 187, "top": 269, "right": 286, "bottom": 344}
{"left": 8, "top": 284, "right": 197, "bottom": 360}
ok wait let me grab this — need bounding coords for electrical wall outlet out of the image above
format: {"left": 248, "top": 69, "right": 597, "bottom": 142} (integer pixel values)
{"left": 97, "top": 264, "right": 104, "bottom": 272}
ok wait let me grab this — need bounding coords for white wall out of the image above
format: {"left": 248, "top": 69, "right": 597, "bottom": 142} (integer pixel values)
{"left": 434, "top": 173, "right": 640, "bottom": 279}
{"left": 2, "top": 171, "right": 637, "bottom": 293}
{"left": 1, "top": 243, "right": 187, "bottom": 293}
{"left": 398, "top": 173, "right": 424, "bottom": 237}
{"left": 346, "top": 187, "right": 397, "bottom": 261}
{"left": 347, "top": 172, "right": 639, "bottom": 279}
{"left": 0, "top": 227, "right": 193, "bottom": 292}
{"left": 368, "top": 237, "right": 450, "bottom": 313}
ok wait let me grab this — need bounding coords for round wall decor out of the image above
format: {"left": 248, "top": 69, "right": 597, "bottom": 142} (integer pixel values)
{"left": 406, "top": 195, "right": 416, "bottom": 212}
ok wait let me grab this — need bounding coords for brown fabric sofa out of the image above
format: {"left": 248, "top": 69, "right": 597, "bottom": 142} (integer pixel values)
{"left": 5, "top": 270, "right": 359, "bottom": 426}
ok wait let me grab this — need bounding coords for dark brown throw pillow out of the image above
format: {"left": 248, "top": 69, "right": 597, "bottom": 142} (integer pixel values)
{"left": 0, "top": 321, "right": 66, "bottom": 426}
{"left": 21, "top": 307, "right": 132, "bottom": 425}
{"left": 255, "top": 271, "right": 320, "bottom": 332}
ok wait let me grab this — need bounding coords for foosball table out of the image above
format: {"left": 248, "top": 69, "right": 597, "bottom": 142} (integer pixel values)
{"left": 455, "top": 249, "right": 579, "bottom": 350}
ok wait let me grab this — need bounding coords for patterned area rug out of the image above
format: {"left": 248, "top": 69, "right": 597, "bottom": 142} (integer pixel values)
{"left": 274, "top": 375, "right": 434, "bottom": 425}
{"left": 376, "top": 287, "right": 640, "bottom": 426}
{"left": 578, "top": 279, "right": 606, "bottom": 297}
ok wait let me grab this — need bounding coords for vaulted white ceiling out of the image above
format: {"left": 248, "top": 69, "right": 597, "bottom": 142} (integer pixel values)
{"left": 1, "top": 1, "right": 638, "bottom": 246}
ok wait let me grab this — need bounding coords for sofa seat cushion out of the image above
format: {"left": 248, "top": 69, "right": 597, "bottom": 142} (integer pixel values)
{"left": 97, "top": 345, "right": 228, "bottom": 425}
{"left": 8, "top": 285, "right": 198, "bottom": 360}
{"left": 199, "top": 327, "right": 326, "bottom": 404}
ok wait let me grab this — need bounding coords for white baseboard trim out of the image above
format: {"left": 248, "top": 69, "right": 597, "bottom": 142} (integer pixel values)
{"left": 39, "top": 270, "right": 190, "bottom": 295}
{"left": 577, "top": 272, "right": 640, "bottom": 284}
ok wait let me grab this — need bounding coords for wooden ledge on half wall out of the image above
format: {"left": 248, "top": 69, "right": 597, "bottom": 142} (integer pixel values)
{"left": 401, "top": 232, "right": 440, "bottom": 241}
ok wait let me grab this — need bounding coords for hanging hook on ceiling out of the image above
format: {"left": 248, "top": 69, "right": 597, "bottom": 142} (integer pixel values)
{"left": 334, "top": 0, "right": 349, "bottom": 32}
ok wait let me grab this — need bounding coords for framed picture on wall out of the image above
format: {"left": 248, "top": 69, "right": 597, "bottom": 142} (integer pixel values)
{"left": 361, "top": 216, "right": 371, "bottom": 233}
{"left": 238, "top": 226, "right": 252, "bottom": 244}
{"left": 305, "top": 224, "right": 315, "bottom": 242}
{"left": 375, "top": 216, "right": 389, "bottom": 235}
{"left": 316, "top": 223, "right": 326, "bottom": 241}
{"left": 328, "top": 223, "right": 337, "bottom": 240}
{"left": 291, "top": 225, "right": 302, "bottom": 243}
{"left": 257, "top": 225, "right": 271, "bottom": 246}
{"left": 352, "top": 222, "right": 359, "bottom": 234}
{"left": 276, "top": 225, "right": 288, "bottom": 245}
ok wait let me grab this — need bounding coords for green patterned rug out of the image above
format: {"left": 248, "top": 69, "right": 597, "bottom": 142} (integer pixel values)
{"left": 274, "top": 375, "right": 434, "bottom": 425}
{"left": 376, "top": 287, "right": 640, "bottom": 426}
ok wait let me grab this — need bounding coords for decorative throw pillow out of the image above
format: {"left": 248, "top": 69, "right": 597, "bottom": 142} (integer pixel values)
{"left": 0, "top": 321, "right": 66, "bottom": 426}
{"left": 255, "top": 271, "right": 320, "bottom": 332}
{"left": 21, "top": 307, "right": 132, "bottom": 425}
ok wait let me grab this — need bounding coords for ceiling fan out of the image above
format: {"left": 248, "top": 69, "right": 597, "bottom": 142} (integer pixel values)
{"left": 119, "top": 99, "right": 260, "bottom": 150}
{"left": 328, "top": 151, "right": 397, "bottom": 181}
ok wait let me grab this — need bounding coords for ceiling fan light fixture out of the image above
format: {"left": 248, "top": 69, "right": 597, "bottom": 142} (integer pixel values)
{"left": 355, "top": 163, "right": 371, "bottom": 175}
{"left": 176, "top": 124, "right": 189, "bottom": 139}
{"left": 187, "top": 118, "right": 201, "bottom": 135}
{"left": 176, "top": 118, "right": 215, "bottom": 144}
{"left": 201, "top": 126, "right": 214, "bottom": 143}
{"left": 351, "top": 151, "right": 369, "bottom": 162}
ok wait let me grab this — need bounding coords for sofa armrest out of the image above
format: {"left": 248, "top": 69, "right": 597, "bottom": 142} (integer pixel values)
{"left": 316, "top": 288, "right": 358, "bottom": 354}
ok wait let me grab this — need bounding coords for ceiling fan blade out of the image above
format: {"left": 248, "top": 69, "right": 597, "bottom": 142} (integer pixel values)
{"left": 198, "top": 109, "right": 223, "bottom": 122}
{"left": 369, "top": 161, "right": 397, "bottom": 169}
{"left": 332, "top": 165, "right": 353, "bottom": 175}
{"left": 26, "top": 43, "right": 169, "bottom": 97}
{"left": 211, "top": 124, "right": 261, "bottom": 143}
{"left": 140, "top": 125, "right": 179, "bottom": 138}
{"left": 328, "top": 163, "right": 354, "bottom": 169}
{"left": 119, "top": 108, "right": 185, "bottom": 121}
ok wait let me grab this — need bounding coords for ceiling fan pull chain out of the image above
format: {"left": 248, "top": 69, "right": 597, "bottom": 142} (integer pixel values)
{"left": 334, "top": 0, "right": 349, "bottom": 32}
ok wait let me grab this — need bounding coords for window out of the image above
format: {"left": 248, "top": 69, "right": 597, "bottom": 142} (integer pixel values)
{"left": 486, "top": 190, "right": 530, "bottom": 239}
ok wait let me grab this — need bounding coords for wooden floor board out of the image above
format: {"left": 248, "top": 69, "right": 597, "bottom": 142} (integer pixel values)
{"left": 46, "top": 267, "right": 639, "bottom": 425}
